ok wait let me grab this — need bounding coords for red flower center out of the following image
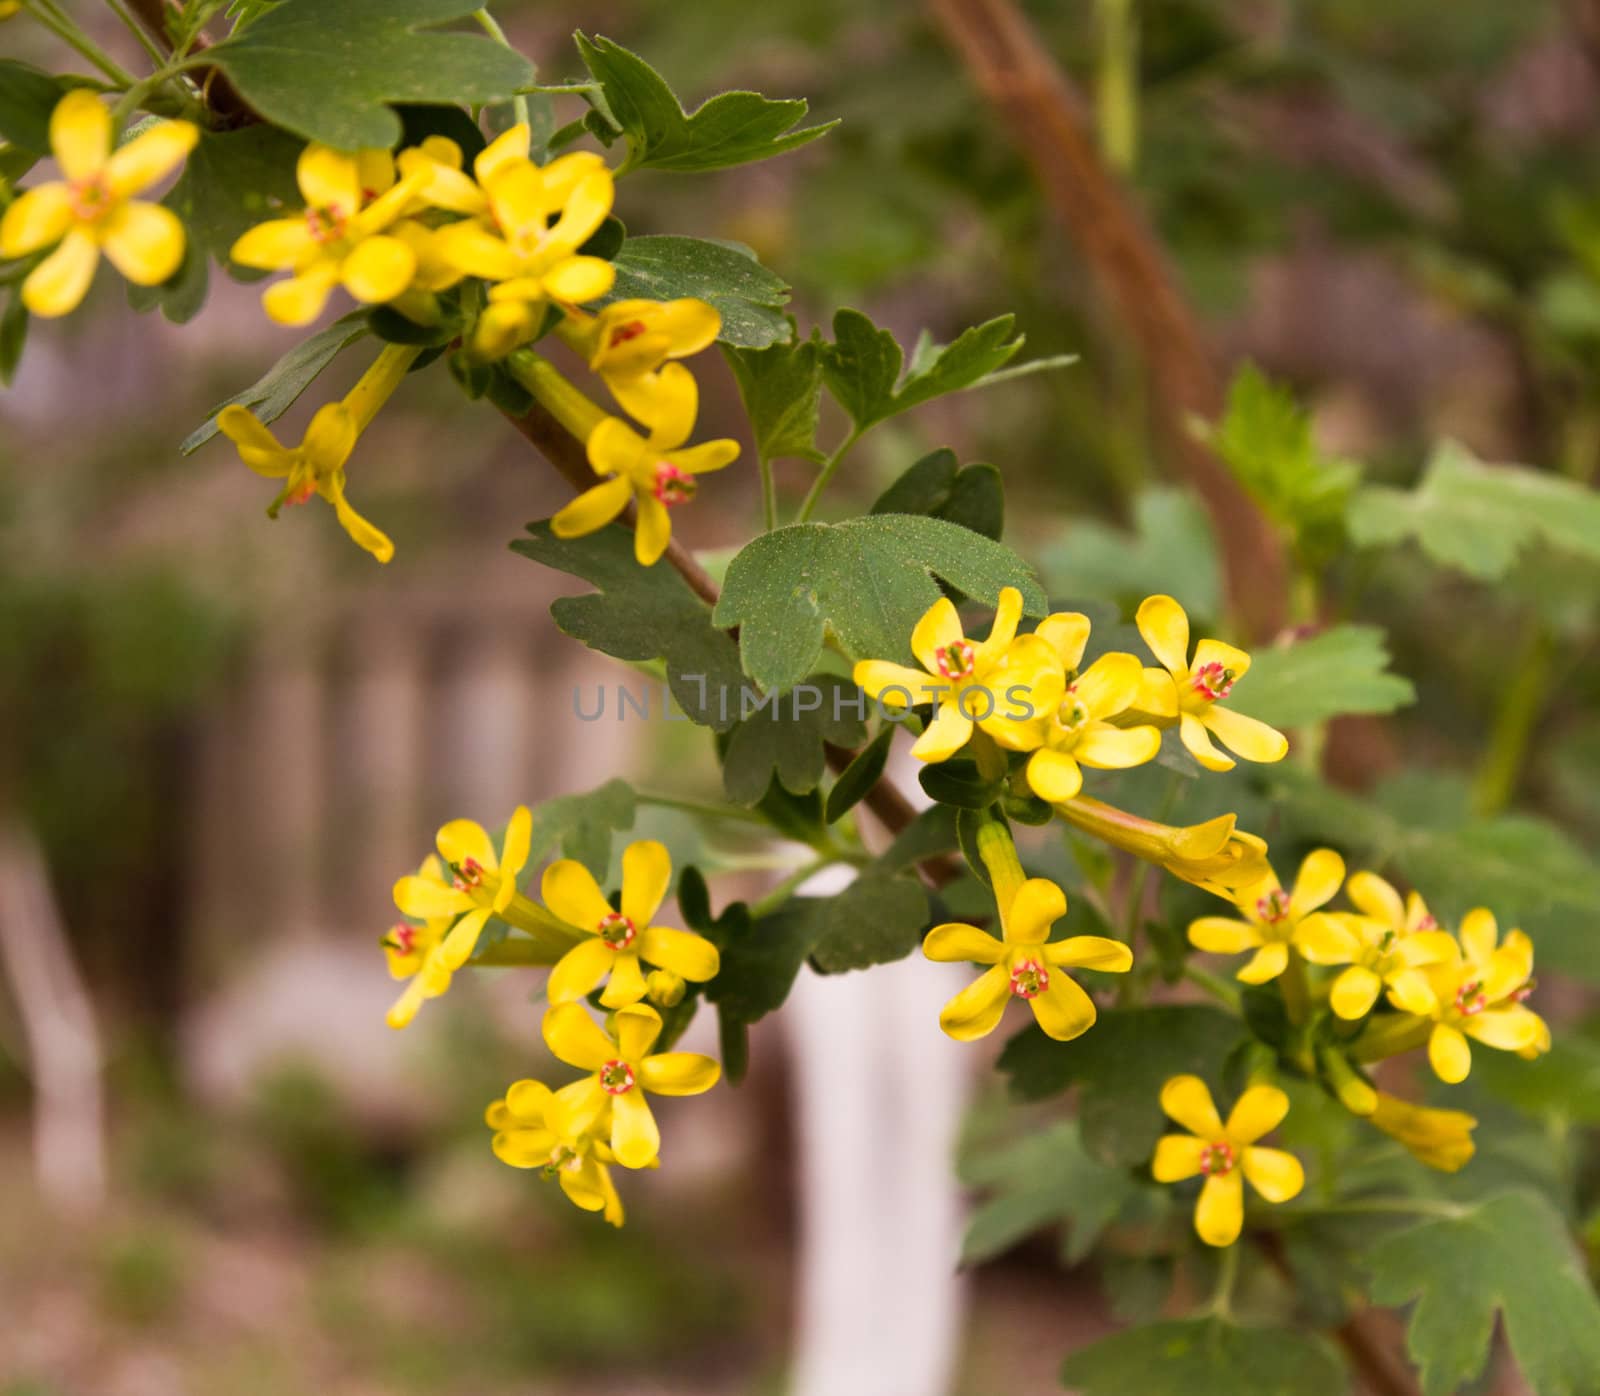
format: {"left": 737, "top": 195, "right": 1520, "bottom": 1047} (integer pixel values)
{"left": 599, "top": 1060, "right": 636, "bottom": 1095}
{"left": 453, "top": 857, "right": 486, "bottom": 891}
{"left": 935, "top": 640, "right": 976, "bottom": 680}
{"left": 1199, "top": 1140, "right": 1236, "bottom": 1176}
{"left": 1255, "top": 888, "right": 1290, "bottom": 924}
{"left": 1191, "top": 661, "right": 1236, "bottom": 701}
{"left": 1454, "top": 979, "right": 1487, "bottom": 1017}
{"left": 67, "top": 175, "right": 112, "bottom": 223}
{"left": 306, "top": 204, "right": 348, "bottom": 244}
{"left": 1009, "top": 959, "right": 1049, "bottom": 999}
{"left": 386, "top": 923, "right": 418, "bottom": 955}
{"left": 653, "top": 461, "right": 697, "bottom": 506}
{"left": 597, "top": 911, "right": 637, "bottom": 950}
{"left": 609, "top": 319, "right": 649, "bottom": 347}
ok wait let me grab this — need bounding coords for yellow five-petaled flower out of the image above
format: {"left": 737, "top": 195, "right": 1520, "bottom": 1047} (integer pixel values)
{"left": 487, "top": 1078, "right": 627, "bottom": 1226}
{"left": 1152, "top": 1075, "right": 1304, "bottom": 1246}
{"left": 1187, "top": 848, "right": 1346, "bottom": 983}
{"left": 0, "top": 91, "right": 197, "bottom": 317}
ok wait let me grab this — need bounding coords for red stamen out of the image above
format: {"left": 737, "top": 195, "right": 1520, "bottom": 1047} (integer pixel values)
{"left": 1255, "top": 888, "right": 1290, "bottom": 924}
{"left": 1454, "top": 980, "right": 1487, "bottom": 1017}
{"left": 653, "top": 461, "right": 697, "bottom": 506}
{"left": 597, "top": 911, "right": 637, "bottom": 950}
{"left": 609, "top": 319, "right": 649, "bottom": 347}
{"left": 935, "top": 640, "right": 976, "bottom": 681}
{"left": 67, "top": 175, "right": 112, "bottom": 223}
{"left": 1199, "top": 1140, "right": 1236, "bottom": 1176}
{"left": 599, "top": 1060, "right": 636, "bottom": 1096}
{"left": 1191, "top": 661, "right": 1236, "bottom": 702}
{"left": 1009, "top": 959, "right": 1049, "bottom": 999}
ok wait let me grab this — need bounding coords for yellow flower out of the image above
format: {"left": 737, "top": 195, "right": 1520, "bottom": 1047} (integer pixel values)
{"left": 230, "top": 143, "right": 426, "bottom": 326}
{"left": 550, "top": 363, "right": 739, "bottom": 566}
{"left": 1013, "top": 611, "right": 1161, "bottom": 801}
{"left": 542, "top": 839, "right": 720, "bottom": 1009}
{"left": 560, "top": 297, "right": 722, "bottom": 416}
{"left": 922, "top": 875, "right": 1131, "bottom": 1042}
{"left": 542, "top": 1002, "right": 720, "bottom": 1169}
{"left": 1052, "top": 797, "right": 1271, "bottom": 897}
{"left": 1152, "top": 1075, "right": 1304, "bottom": 1246}
{"left": 1365, "top": 1090, "right": 1477, "bottom": 1173}
{"left": 434, "top": 148, "right": 615, "bottom": 346}
{"left": 1387, "top": 909, "right": 1548, "bottom": 1083}
{"left": 0, "top": 91, "right": 196, "bottom": 317}
{"left": 392, "top": 806, "right": 534, "bottom": 979}
{"left": 395, "top": 126, "right": 533, "bottom": 216}
{"left": 853, "top": 588, "right": 1062, "bottom": 763}
{"left": 1187, "top": 848, "right": 1346, "bottom": 983}
{"left": 486, "top": 1079, "right": 626, "bottom": 1226}
{"left": 382, "top": 855, "right": 461, "bottom": 1029}
{"left": 1294, "top": 871, "right": 1458, "bottom": 1019}
{"left": 1134, "top": 594, "right": 1288, "bottom": 772}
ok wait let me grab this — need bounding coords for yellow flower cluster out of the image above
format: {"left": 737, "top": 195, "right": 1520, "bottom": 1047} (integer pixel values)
{"left": 853, "top": 591, "right": 1287, "bottom": 788}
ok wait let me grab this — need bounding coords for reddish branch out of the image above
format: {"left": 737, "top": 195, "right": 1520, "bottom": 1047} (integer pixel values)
{"left": 927, "top": 0, "right": 1289, "bottom": 640}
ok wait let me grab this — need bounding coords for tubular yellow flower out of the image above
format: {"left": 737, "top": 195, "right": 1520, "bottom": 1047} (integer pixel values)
{"left": 1134, "top": 594, "right": 1288, "bottom": 772}
{"left": 216, "top": 343, "right": 421, "bottom": 563}
{"left": 487, "top": 1079, "right": 626, "bottom": 1226}
{"left": 1366, "top": 1090, "right": 1477, "bottom": 1173}
{"left": 1187, "top": 848, "right": 1347, "bottom": 984}
{"left": 853, "top": 588, "right": 1062, "bottom": 763}
{"left": 548, "top": 363, "right": 740, "bottom": 566}
{"left": 542, "top": 839, "right": 720, "bottom": 1010}
{"left": 923, "top": 822, "right": 1131, "bottom": 1042}
{"left": 558, "top": 297, "right": 722, "bottom": 417}
{"left": 1152, "top": 1075, "right": 1304, "bottom": 1247}
{"left": 1385, "top": 910, "right": 1549, "bottom": 1083}
{"left": 1013, "top": 611, "right": 1160, "bottom": 801}
{"left": 1052, "top": 796, "right": 1272, "bottom": 896}
{"left": 230, "top": 143, "right": 427, "bottom": 326}
{"left": 382, "top": 854, "right": 461, "bottom": 1029}
{"left": 0, "top": 91, "right": 196, "bottom": 317}
{"left": 542, "top": 1002, "right": 720, "bottom": 1170}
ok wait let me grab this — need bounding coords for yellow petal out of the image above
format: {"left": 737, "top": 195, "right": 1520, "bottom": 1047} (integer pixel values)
{"left": 217, "top": 404, "right": 286, "bottom": 463}
{"left": 542, "top": 254, "right": 616, "bottom": 305}
{"left": 1236, "top": 940, "right": 1290, "bottom": 984}
{"left": 551, "top": 476, "right": 632, "bottom": 538}
{"left": 937, "top": 963, "right": 1012, "bottom": 1041}
{"left": 637, "top": 926, "right": 719, "bottom": 982}
{"left": 504, "top": 1078, "right": 552, "bottom": 1125}
{"left": 0, "top": 183, "right": 71, "bottom": 257}
{"left": 666, "top": 439, "right": 741, "bottom": 474}
{"left": 262, "top": 263, "right": 339, "bottom": 326}
{"left": 598, "top": 950, "right": 647, "bottom": 1008}
{"left": 1201, "top": 705, "right": 1288, "bottom": 764}
{"left": 1192, "top": 637, "right": 1252, "bottom": 683}
{"left": 1429, "top": 1023, "right": 1472, "bottom": 1084}
{"left": 634, "top": 493, "right": 671, "bottom": 567}
{"left": 393, "top": 875, "right": 472, "bottom": 919}
{"left": 436, "top": 818, "right": 497, "bottom": 873}
{"left": 398, "top": 144, "right": 484, "bottom": 213}
{"left": 330, "top": 484, "right": 395, "bottom": 564}
{"left": 854, "top": 660, "right": 936, "bottom": 708}
{"left": 586, "top": 415, "right": 648, "bottom": 477}
{"left": 1160, "top": 1075, "right": 1224, "bottom": 1138}
{"left": 438, "top": 906, "right": 491, "bottom": 969}
{"left": 977, "top": 586, "right": 1024, "bottom": 666}
{"left": 1328, "top": 965, "right": 1381, "bottom": 1020}
{"left": 653, "top": 297, "right": 721, "bottom": 357}
{"left": 546, "top": 937, "right": 613, "bottom": 1005}
{"left": 614, "top": 1003, "right": 663, "bottom": 1061}
{"left": 1072, "top": 651, "right": 1143, "bottom": 717}
{"left": 1026, "top": 748, "right": 1083, "bottom": 803}
{"left": 21, "top": 229, "right": 99, "bottom": 317}
{"left": 1030, "top": 970, "right": 1097, "bottom": 1041}
{"left": 498, "top": 804, "right": 533, "bottom": 885}
{"left": 539, "top": 151, "right": 608, "bottom": 204}
{"left": 541, "top": 858, "right": 612, "bottom": 932}
{"left": 610, "top": 1088, "right": 659, "bottom": 1169}
{"left": 1133, "top": 666, "right": 1178, "bottom": 718}
{"left": 297, "top": 144, "right": 361, "bottom": 215}
{"left": 1458, "top": 907, "right": 1499, "bottom": 967}
{"left": 911, "top": 597, "right": 964, "bottom": 675}
{"left": 355, "top": 147, "right": 396, "bottom": 197}
{"left": 910, "top": 700, "right": 973, "bottom": 762}
{"left": 1225, "top": 1084, "right": 1289, "bottom": 1144}
{"left": 543, "top": 1002, "right": 617, "bottom": 1071}
{"left": 474, "top": 123, "right": 530, "bottom": 183}
{"left": 435, "top": 219, "right": 522, "bottom": 280}
{"left": 1075, "top": 722, "right": 1160, "bottom": 769}
{"left": 1004, "top": 878, "right": 1067, "bottom": 945}
{"left": 1385, "top": 967, "right": 1439, "bottom": 1016}
{"left": 97, "top": 200, "right": 183, "bottom": 285}
{"left": 1293, "top": 912, "right": 1361, "bottom": 964}
{"left": 231, "top": 217, "right": 318, "bottom": 271}
{"left": 1242, "top": 1146, "right": 1304, "bottom": 1203}
{"left": 546, "top": 169, "right": 614, "bottom": 253}
{"left": 1034, "top": 612, "right": 1091, "bottom": 670}
{"left": 555, "top": 1162, "right": 609, "bottom": 1210}
{"left": 1179, "top": 712, "right": 1235, "bottom": 771}
{"left": 1463, "top": 1006, "right": 1544, "bottom": 1052}
{"left": 1045, "top": 935, "right": 1132, "bottom": 973}
{"left": 1347, "top": 871, "right": 1404, "bottom": 930}
{"left": 1152, "top": 1133, "right": 1207, "bottom": 1181}
{"left": 50, "top": 90, "right": 110, "bottom": 182}
{"left": 1396, "top": 931, "right": 1459, "bottom": 969}
{"left": 639, "top": 1051, "right": 720, "bottom": 1096}
{"left": 1136, "top": 594, "right": 1190, "bottom": 674}
{"left": 626, "top": 363, "right": 697, "bottom": 445}
{"left": 104, "top": 119, "right": 197, "bottom": 197}
{"left": 340, "top": 234, "right": 416, "bottom": 304}
{"left": 1187, "top": 917, "right": 1260, "bottom": 954}
{"left": 1194, "top": 1169, "right": 1244, "bottom": 1246}
{"left": 385, "top": 976, "right": 429, "bottom": 1029}
{"left": 922, "top": 923, "right": 1006, "bottom": 965}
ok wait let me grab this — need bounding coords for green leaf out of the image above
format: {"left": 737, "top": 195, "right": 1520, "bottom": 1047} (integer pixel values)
{"left": 824, "top": 728, "right": 893, "bottom": 824}
{"left": 808, "top": 870, "right": 929, "bottom": 973}
{"left": 723, "top": 333, "right": 824, "bottom": 464}
{"left": 1472, "top": 1033, "right": 1600, "bottom": 1126}
{"left": 1364, "top": 1190, "right": 1600, "bottom": 1396}
{"left": 523, "top": 779, "right": 636, "bottom": 877}
{"left": 1060, "top": 1318, "right": 1347, "bottom": 1396}
{"left": 181, "top": 315, "right": 370, "bottom": 453}
{"left": 880, "top": 804, "right": 960, "bottom": 871}
{"left": 1036, "top": 488, "right": 1223, "bottom": 621}
{"left": 958, "top": 1120, "right": 1142, "bottom": 1266}
{"left": 207, "top": 0, "right": 536, "bottom": 149}
{"left": 998, "top": 1006, "right": 1245, "bottom": 1165}
{"left": 1348, "top": 439, "right": 1600, "bottom": 580}
{"left": 573, "top": 33, "right": 836, "bottom": 173}
{"left": 1229, "top": 625, "right": 1414, "bottom": 728}
{"left": 0, "top": 61, "right": 68, "bottom": 154}
{"left": 713, "top": 515, "right": 1048, "bottom": 693}
{"left": 871, "top": 447, "right": 1004, "bottom": 541}
{"left": 704, "top": 899, "right": 818, "bottom": 1029}
{"left": 0, "top": 294, "right": 26, "bottom": 387}
{"left": 168, "top": 125, "right": 303, "bottom": 270}
{"left": 820, "top": 309, "right": 1026, "bottom": 432}
{"left": 603, "top": 235, "right": 792, "bottom": 350}
{"left": 125, "top": 231, "right": 209, "bottom": 324}
{"left": 919, "top": 759, "right": 1004, "bottom": 810}
{"left": 512, "top": 523, "right": 746, "bottom": 732}
{"left": 722, "top": 675, "right": 867, "bottom": 805}
{"left": 678, "top": 869, "right": 755, "bottom": 1082}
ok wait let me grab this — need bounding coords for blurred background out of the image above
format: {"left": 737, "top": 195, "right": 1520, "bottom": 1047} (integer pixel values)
{"left": 3, "top": 1, "right": 1599, "bottom": 1392}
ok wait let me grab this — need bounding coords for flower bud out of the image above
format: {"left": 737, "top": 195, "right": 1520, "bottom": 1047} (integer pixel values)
{"left": 1367, "top": 1091, "right": 1477, "bottom": 1172}
{"left": 646, "top": 970, "right": 686, "bottom": 1008}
